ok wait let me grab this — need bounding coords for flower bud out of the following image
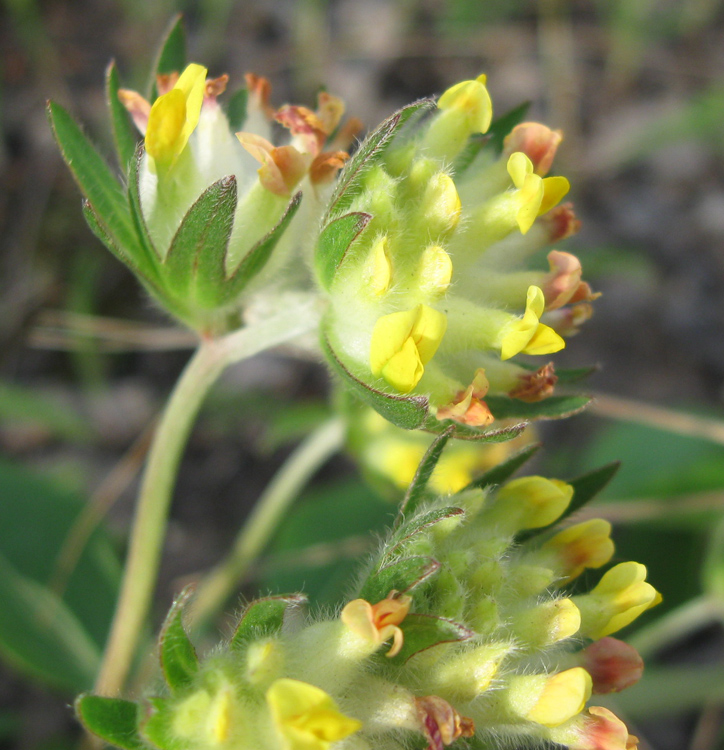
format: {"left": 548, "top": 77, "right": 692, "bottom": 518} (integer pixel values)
{"left": 512, "top": 598, "right": 581, "bottom": 648}
{"left": 503, "top": 122, "right": 563, "bottom": 176}
{"left": 542, "top": 519, "right": 615, "bottom": 581}
{"left": 506, "top": 668, "right": 592, "bottom": 728}
{"left": 488, "top": 476, "right": 573, "bottom": 531}
{"left": 574, "top": 562, "right": 661, "bottom": 639}
{"left": 580, "top": 637, "right": 644, "bottom": 694}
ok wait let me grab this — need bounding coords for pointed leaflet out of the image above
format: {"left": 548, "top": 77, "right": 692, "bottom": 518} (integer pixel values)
{"left": 485, "top": 394, "right": 591, "bottom": 421}
{"left": 321, "top": 331, "right": 430, "bottom": 429}
{"left": 324, "top": 98, "right": 436, "bottom": 222}
{"left": 391, "top": 614, "right": 473, "bottom": 664}
{"left": 399, "top": 428, "right": 455, "bottom": 519}
{"left": 106, "top": 61, "right": 139, "bottom": 171}
{"left": 315, "top": 211, "right": 371, "bottom": 290}
{"left": 519, "top": 461, "right": 621, "bottom": 542}
{"left": 159, "top": 587, "right": 198, "bottom": 694}
{"left": 388, "top": 507, "right": 465, "bottom": 556}
{"left": 76, "top": 695, "right": 144, "bottom": 750}
{"left": 468, "top": 443, "right": 542, "bottom": 490}
{"left": 222, "top": 191, "right": 303, "bottom": 303}
{"left": 422, "top": 414, "right": 529, "bottom": 442}
{"left": 359, "top": 556, "right": 440, "bottom": 604}
{"left": 48, "top": 101, "right": 145, "bottom": 267}
{"left": 148, "top": 14, "right": 186, "bottom": 99}
{"left": 163, "top": 176, "right": 237, "bottom": 306}
{"left": 230, "top": 594, "right": 307, "bottom": 650}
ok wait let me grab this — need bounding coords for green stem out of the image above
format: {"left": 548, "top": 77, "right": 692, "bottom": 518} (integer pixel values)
{"left": 94, "top": 300, "right": 322, "bottom": 696}
{"left": 189, "top": 416, "right": 345, "bottom": 631}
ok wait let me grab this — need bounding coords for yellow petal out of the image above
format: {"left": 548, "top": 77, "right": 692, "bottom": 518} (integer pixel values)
{"left": 539, "top": 175, "right": 570, "bottom": 215}
{"left": 370, "top": 308, "right": 421, "bottom": 377}
{"left": 527, "top": 668, "right": 592, "bottom": 727}
{"left": 381, "top": 336, "right": 424, "bottom": 393}
{"left": 506, "top": 151, "right": 534, "bottom": 189}
{"left": 438, "top": 77, "right": 493, "bottom": 133}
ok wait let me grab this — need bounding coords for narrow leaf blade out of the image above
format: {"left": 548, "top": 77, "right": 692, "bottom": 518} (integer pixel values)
{"left": 315, "top": 211, "right": 371, "bottom": 290}
{"left": 392, "top": 614, "right": 473, "bottom": 663}
{"left": 486, "top": 394, "right": 592, "bottom": 421}
{"left": 106, "top": 61, "right": 139, "bottom": 171}
{"left": 224, "top": 88, "right": 249, "bottom": 131}
{"left": 230, "top": 594, "right": 306, "bottom": 650}
{"left": 159, "top": 587, "right": 198, "bottom": 693}
{"left": 76, "top": 695, "right": 144, "bottom": 750}
{"left": 224, "top": 191, "right": 302, "bottom": 301}
{"left": 359, "top": 556, "right": 440, "bottom": 603}
{"left": 400, "top": 428, "right": 455, "bottom": 517}
{"left": 148, "top": 14, "right": 186, "bottom": 98}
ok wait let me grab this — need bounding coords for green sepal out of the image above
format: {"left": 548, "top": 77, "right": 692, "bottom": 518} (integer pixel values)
{"left": 486, "top": 394, "right": 591, "bottom": 421}
{"left": 359, "top": 556, "right": 440, "bottom": 603}
{"left": 163, "top": 176, "right": 238, "bottom": 307}
{"left": 159, "top": 586, "right": 198, "bottom": 694}
{"left": 75, "top": 694, "right": 145, "bottom": 750}
{"left": 47, "top": 101, "right": 145, "bottom": 269}
{"left": 400, "top": 428, "right": 454, "bottom": 517}
{"left": 391, "top": 614, "right": 473, "bottom": 664}
{"left": 221, "top": 191, "right": 303, "bottom": 303}
{"left": 230, "top": 594, "right": 307, "bottom": 650}
{"left": 81, "top": 200, "right": 137, "bottom": 272}
{"left": 315, "top": 211, "right": 372, "bottom": 290}
{"left": 140, "top": 697, "right": 182, "bottom": 750}
{"left": 421, "top": 414, "right": 529, "bottom": 442}
{"left": 324, "top": 98, "right": 436, "bottom": 222}
{"left": 149, "top": 14, "right": 186, "bottom": 100}
{"left": 321, "top": 332, "right": 430, "bottom": 429}
{"left": 224, "top": 88, "right": 249, "bottom": 131}
{"left": 467, "top": 443, "right": 542, "bottom": 490}
{"left": 486, "top": 101, "right": 532, "bottom": 154}
{"left": 106, "top": 61, "right": 139, "bottom": 171}
{"left": 519, "top": 461, "right": 621, "bottom": 542}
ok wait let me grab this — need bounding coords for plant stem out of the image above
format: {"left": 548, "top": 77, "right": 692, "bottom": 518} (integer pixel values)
{"left": 94, "top": 300, "right": 322, "bottom": 696}
{"left": 189, "top": 416, "right": 345, "bottom": 631}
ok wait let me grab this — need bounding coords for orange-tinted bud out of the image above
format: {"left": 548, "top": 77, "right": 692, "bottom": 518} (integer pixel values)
{"left": 237, "top": 133, "right": 311, "bottom": 195}
{"left": 543, "top": 303, "right": 594, "bottom": 337}
{"left": 315, "top": 91, "right": 346, "bottom": 136}
{"left": 573, "top": 706, "right": 638, "bottom": 750}
{"left": 415, "top": 695, "right": 475, "bottom": 750}
{"left": 543, "top": 250, "right": 583, "bottom": 310}
{"left": 581, "top": 637, "right": 644, "bottom": 694}
{"left": 437, "top": 369, "right": 494, "bottom": 427}
{"left": 275, "top": 105, "right": 327, "bottom": 154}
{"left": 503, "top": 122, "right": 563, "bottom": 176}
{"left": 509, "top": 362, "right": 558, "bottom": 402}
{"left": 310, "top": 151, "right": 349, "bottom": 185}
{"left": 244, "top": 72, "right": 274, "bottom": 118}
{"left": 118, "top": 89, "right": 151, "bottom": 134}
{"left": 205, "top": 74, "right": 229, "bottom": 99}
{"left": 540, "top": 202, "right": 582, "bottom": 242}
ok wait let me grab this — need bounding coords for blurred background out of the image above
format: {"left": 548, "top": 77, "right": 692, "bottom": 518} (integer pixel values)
{"left": 2, "top": 0, "right": 724, "bottom": 748}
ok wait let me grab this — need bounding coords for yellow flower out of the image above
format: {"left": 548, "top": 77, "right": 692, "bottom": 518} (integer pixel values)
{"left": 525, "top": 668, "right": 592, "bottom": 728}
{"left": 437, "top": 74, "right": 493, "bottom": 134}
{"left": 340, "top": 594, "right": 412, "bottom": 657}
{"left": 543, "top": 519, "right": 615, "bottom": 580}
{"left": 499, "top": 285, "right": 566, "bottom": 360}
{"left": 370, "top": 304, "right": 447, "bottom": 393}
{"left": 575, "top": 562, "right": 661, "bottom": 639}
{"left": 266, "top": 679, "right": 362, "bottom": 750}
{"left": 493, "top": 475, "right": 573, "bottom": 530}
{"left": 145, "top": 63, "right": 207, "bottom": 171}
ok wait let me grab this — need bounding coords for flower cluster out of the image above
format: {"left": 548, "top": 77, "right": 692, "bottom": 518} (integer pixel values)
{"left": 317, "top": 75, "right": 596, "bottom": 434}
{"left": 78, "top": 466, "right": 658, "bottom": 750}
{"left": 50, "top": 47, "right": 358, "bottom": 334}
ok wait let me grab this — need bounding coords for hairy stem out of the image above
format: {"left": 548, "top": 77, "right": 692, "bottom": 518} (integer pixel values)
{"left": 189, "top": 416, "right": 346, "bottom": 631}
{"left": 95, "top": 300, "right": 322, "bottom": 696}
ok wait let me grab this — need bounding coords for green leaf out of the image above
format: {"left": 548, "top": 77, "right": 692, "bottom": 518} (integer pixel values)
{"left": 76, "top": 695, "right": 144, "bottom": 750}
{"left": 140, "top": 698, "right": 182, "bottom": 750}
{"left": 224, "top": 88, "right": 248, "bottom": 131}
{"left": 359, "top": 556, "right": 440, "bottom": 603}
{"left": 400, "top": 428, "right": 455, "bottom": 517}
{"left": 324, "top": 98, "right": 436, "bottom": 221}
{"left": 485, "top": 394, "right": 591, "bottom": 421}
{"left": 106, "top": 61, "right": 139, "bottom": 171}
{"left": 422, "top": 415, "right": 529, "bottom": 442}
{"left": 164, "top": 176, "right": 237, "bottom": 305}
{"left": 230, "top": 594, "right": 306, "bottom": 650}
{"left": 314, "top": 211, "right": 372, "bottom": 290}
{"left": 149, "top": 14, "right": 186, "bottom": 99}
{"left": 0, "top": 553, "right": 100, "bottom": 692}
{"left": 390, "top": 507, "right": 465, "bottom": 552}
{"left": 468, "top": 443, "right": 542, "bottom": 490}
{"left": 392, "top": 613, "right": 473, "bottom": 663}
{"left": 223, "top": 191, "right": 302, "bottom": 302}
{"left": 159, "top": 587, "right": 198, "bottom": 694}
{"left": 321, "top": 332, "right": 430, "bottom": 429}
{"left": 48, "top": 101, "right": 144, "bottom": 268}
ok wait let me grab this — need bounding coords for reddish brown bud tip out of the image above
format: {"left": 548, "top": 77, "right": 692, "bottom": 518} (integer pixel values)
{"left": 504, "top": 122, "right": 563, "bottom": 176}
{"left": 416, "top": 696, "right": 475, "bottom": 750}
{"left": 541, "top": 202, "right": 582, "bottom": 242}
{"left": 509, "top": 363, "right": 558, "bottom": 402}
{"left": 582, "top": 637, "right": 644, "bottom": 694}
